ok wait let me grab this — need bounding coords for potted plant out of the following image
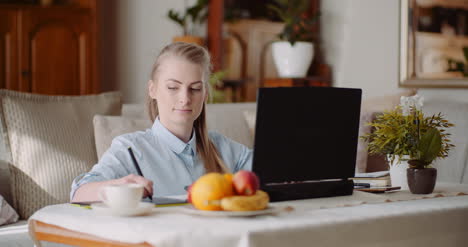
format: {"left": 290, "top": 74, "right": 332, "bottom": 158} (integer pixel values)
{"left": 361, "top": 95, "right": 455, "bottom": 193}
{"left": 268, "top": 0, "right": 319, "bottom": 78}
{"left": 167, "top": 0, "right": 208, "bottom": 46}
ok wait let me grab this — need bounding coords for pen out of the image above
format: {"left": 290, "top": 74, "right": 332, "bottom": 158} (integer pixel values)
{"left": 70, "top": 203, "right": 92, "bottom": 209}
{"left": 128, "top": 147, "right": 153, "bottom": 201}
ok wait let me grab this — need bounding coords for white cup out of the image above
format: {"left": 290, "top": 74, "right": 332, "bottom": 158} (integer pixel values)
{"left": 98, "top": 184, "right": 144, "bottom": 209}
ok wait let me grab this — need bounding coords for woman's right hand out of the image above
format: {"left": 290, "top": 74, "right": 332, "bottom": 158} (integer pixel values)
{"left": 116, "top": 174, "right": 154, "bottom": 198}
{"left": 71, "top": 174, "right": 154, "bottom": 203}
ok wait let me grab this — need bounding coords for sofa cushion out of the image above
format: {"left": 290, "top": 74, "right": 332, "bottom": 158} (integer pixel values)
{"left": 0, "top": 90, "right": 122, "bottom": 219}
{"left": 205, "top": 103, "right": 255, "bottom": 148}
{"left": 243, "top": 110, "right": 256, "bottom": 138}
{"left": 93, "top": 103, "right": 256, "bottom": 159}
{"left": 94, "top": 115, "right": 152, "bottom": 159}
{"left": 424, "top": 100, "right": 468, "bottom": 184}
{"left": 0, "top": 160, "right": 12, "bottom": 206}
{"left": 122, "top": 103, "right": 147, "bottom": 119}
{"left": 0, "top": 195, "right": 18, "bottom": 226}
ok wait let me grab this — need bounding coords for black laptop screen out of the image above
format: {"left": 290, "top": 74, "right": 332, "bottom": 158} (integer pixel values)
{"left": 252, "top": 87, "right": 362, "bottom": 185}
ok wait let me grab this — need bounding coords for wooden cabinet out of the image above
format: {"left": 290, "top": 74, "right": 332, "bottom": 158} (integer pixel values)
{"left": 0, "top": 3, "right": 98, "bottom": 95}
{"left": 0, "top": 9, "right": 18, "bottom": 90}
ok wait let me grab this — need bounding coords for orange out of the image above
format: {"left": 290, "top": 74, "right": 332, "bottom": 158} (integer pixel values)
{"left": 191, "top": 173, "right": 234, "bottom": 211}
{"left": 223, "top": 173, "right": 233, "bottom": 185}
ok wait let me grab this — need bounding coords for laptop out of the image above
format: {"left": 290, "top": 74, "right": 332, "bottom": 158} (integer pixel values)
{"left": 252, "top": 87, "right": 362, "bottom": 202}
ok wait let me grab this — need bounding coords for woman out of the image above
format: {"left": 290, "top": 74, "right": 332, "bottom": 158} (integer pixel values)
{"left": 71, "top": 42, "right": 252, "bottom": 202}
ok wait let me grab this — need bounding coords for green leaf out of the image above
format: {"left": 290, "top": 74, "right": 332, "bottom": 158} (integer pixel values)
{"left": 268, "top": 5, "right": 287, "bottom": 22}
{"left": 418, "top": 128, "right": 442, "bottom": 163}
{"left": 269, "top": 0, "right": 317, "bottom": 43}
{"left": 167, "top": 0, "right": 208, "bottom": 36}
{"left": 168, "top": 10, "right": 185, "bottom": 27}
{"left": 187, "top": 0, "right": 208, "bottom": 23}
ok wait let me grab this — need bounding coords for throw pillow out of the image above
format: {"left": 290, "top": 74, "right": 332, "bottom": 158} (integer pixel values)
{"left": 243, "top": 110, "right": 256, "bottom": 138}
{"left": 0, "top": 90, "right": 122, "bottom": 219}
{"left": 93, "top": 115, "right": 152, "bottom": 159}
{"left": 205, "top": 103, "right": 256, "bottom": 148}
{"left": 423, "top": 99, "right": 468, "bottom": 184}
{"left": 0, "top": 160, "right": 12, "bottom": 206}
{"left": 0, "top": 195, "right": 18, "bottom": 226}
{"left": 355, "top": 111, "right": 376, "bottom": 173}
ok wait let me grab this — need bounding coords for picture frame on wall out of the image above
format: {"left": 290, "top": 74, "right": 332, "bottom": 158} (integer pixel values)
{"left": 399, "top": 0, "right": 468, "bottom": 88}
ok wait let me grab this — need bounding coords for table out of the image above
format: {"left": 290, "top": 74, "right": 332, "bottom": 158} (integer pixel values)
{"left": 29, "top": 220, "right": 152, "bottom": 247}
{"left": 29, "top": 183, "right": 468, "bottom": 247}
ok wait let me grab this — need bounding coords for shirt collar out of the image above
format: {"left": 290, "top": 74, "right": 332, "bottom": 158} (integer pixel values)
{"left": 152, "top": 118, "right": 197, "bottom": 155}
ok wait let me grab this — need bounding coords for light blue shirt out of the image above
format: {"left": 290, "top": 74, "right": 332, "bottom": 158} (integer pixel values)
{"left": 70, "top": 119, "right": 252, "bottom": 200}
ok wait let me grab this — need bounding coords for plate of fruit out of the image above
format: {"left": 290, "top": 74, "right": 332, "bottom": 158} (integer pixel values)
{"left": 183, "top": 170, "right": 279, "bottom": 217}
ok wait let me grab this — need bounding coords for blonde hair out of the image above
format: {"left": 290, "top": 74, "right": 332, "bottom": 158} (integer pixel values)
{"left": 147, "top": 42, "right": 229, "bottom": 173}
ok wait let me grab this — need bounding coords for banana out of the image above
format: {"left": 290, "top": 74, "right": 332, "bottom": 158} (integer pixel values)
{"left": 220, "top": 190, "right": 269, "bottom": 211}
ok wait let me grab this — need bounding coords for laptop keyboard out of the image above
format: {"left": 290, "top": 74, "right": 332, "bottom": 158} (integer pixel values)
{"left": 262, "top": 180, "right": 354, "bottom": 202}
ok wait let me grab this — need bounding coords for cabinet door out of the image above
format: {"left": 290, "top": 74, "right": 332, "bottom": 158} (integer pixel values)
{"left": 20, "top": 8, "right": 92, "bottom": 95}
{"left": 0, "top": 9, "right": 18, "bottom": 91}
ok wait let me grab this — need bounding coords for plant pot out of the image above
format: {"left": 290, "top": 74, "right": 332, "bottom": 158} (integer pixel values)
{"left": 388, "top": 155, "right": 410, "bottom": 190}
{"left": 173, "top": 36, "right": 204, "bottom": 46}
{"left": 407, "top": 168, "right": 437, "bottom": 194}
{"left": 271, "top": 41, "right": 314, "bottom": 78}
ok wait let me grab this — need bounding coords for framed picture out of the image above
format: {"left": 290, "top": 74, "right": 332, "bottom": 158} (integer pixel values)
{"left": 399, "top": 0, "right": 468, "bottom": 87}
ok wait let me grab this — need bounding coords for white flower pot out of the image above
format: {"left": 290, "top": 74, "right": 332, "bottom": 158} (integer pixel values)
{"left": 388, "top": 155, "right": 410, "bottom": 190}
{"left": 272, "top": 41, "right": 314, "bottom": 78}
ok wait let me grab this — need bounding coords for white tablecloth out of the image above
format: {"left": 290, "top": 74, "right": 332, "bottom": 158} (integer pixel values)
{"left": 30, "top": 183, "right": 468, "bottom": 247}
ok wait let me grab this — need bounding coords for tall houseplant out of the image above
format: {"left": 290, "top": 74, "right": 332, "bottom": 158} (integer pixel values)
{"left": 268, "top": 0, "right": 319, "bottom": 78}
{"left": 361, "top": 95, "right": 454, "bottom": 193}
{"left": 167, "top": 0, "right": 208, "bottom": 45}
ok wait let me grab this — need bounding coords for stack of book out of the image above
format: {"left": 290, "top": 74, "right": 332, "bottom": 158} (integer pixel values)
{"left": 351, "top": 171, "right": 391, "bottom": 187}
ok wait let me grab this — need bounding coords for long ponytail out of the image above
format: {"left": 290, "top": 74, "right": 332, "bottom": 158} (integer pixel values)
{"left": 147, "top": 42, "right": 229, "bottom": 173}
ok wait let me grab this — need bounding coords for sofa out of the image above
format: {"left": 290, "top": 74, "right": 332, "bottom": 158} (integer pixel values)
{"left": 1, "top": 89, "right": 467, "bottom": 247}
{"left": 0, "top": 90, "right": 256, "bottom": 247}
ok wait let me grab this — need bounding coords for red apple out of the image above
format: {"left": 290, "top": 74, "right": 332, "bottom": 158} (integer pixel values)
{"left": 232, "top": 170, "right": 260, "bottom": 195}
{"left": 187, "top": 184, "right": 193, "bottom": 203}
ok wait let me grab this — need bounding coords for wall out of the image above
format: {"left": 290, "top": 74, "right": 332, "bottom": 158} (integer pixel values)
{"left": 321, "top": 0, "right": 407, "bottom": 100}
{"left": 101, "top": 0, "right": 468, "bottom": 103}
{"left": 321, "top": 0, "right": 468, "bottom": 101}
{"left": 99, "top": 0, "right": 191, "bottom": 103}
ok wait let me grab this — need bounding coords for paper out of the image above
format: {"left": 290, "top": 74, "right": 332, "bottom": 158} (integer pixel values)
{"left": 354, "top": 171, "right": 390, "bottom": 178}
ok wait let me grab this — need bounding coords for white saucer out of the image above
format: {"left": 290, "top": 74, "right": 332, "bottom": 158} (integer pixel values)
{"left": 91, "top": 202, "right": 154, "bottom": 217}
